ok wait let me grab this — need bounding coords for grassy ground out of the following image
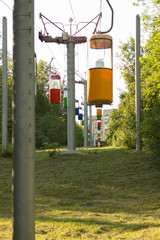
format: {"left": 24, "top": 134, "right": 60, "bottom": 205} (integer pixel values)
{"left": 0, "top": 147, "right": 160, "bottom": 239}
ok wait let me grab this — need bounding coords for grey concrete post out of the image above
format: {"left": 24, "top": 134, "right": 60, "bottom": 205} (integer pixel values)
{"left": 84, "top": 81, "right": 88, "bottom": 147}
{"left": 13, "top": 0, "right": 35, "bottom": 239}
{"left": 67, "top": 42, "right": 76, "bottom": 150}
{"left": 89, "top": 105, "right": 92, "bottom": 147}
{"left": 2, "top": 17, "right": 8, "bottom": 152}
{"left": 135, "top": 15, "right": 141, "bottom": 152}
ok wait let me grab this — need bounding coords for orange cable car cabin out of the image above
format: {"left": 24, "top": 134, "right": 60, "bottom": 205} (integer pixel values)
{"left": 87, "top": 34, "right": 113, "bottom": 105}
{"left": 49, "top": 74, "right": 61, "bottom": 104}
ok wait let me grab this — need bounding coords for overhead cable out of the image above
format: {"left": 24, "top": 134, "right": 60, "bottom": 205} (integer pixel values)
{"left": 0, "top": 0, "right": 13, "bottom": 11}
{"left": 45, "top": 43, "right": 64, "bottom": 72}
{"left": 68, "top": 0, "right": 77, "bottom": 25}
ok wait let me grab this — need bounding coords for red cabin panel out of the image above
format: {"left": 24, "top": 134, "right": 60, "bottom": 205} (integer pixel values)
{"left": 97, "top": 122, "right": 101, "bottom": 127}
{"left": 49, "top": 89, "right": 60, "bottom": 103}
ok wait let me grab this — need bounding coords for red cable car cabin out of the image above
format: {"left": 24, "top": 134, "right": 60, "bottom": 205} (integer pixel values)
{"left": 49, "top": 74, "right": 61, "bottom": 103}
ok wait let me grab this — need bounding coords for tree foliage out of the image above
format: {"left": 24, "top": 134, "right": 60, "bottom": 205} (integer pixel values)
{"left": 0, "top": 58, "right": 83, "bottom": 149}
{"left": 35, "top": 60, "right": 84, "bottom": 149}
{"left": 35, "top": 60, "right": 67, "bottom": 148}
{"left": 107, "top": 38, "right": 136, "bottom": 149}
{"left": 140, "top": 5, "right": 160, "bottom": 160}
{"left": 107, "top": 0, "right": 160, "bottom": 160}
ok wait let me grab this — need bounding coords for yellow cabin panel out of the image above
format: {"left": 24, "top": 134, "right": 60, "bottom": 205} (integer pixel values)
{"left": 97, "top": 109, "right": 102, "bottom": 117}
{"left": 87, "top": 68, "right": 113, "bottom": 105}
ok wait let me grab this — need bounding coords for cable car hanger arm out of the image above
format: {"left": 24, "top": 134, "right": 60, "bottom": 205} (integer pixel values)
{"left": 72, "top": 13, "right": 101, "bottom": 36}
{"left": 39, "top": 13, "right": 65, "bottom": 34}
{"left": 93, "top": 13, "right": 102, "bottom": 34}
{"left": 98, "top": 0, "right": 114, "bottom": 34}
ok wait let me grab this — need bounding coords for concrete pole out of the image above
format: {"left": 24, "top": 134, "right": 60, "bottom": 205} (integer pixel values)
{"left": 13, "top": 0, "right": 35, "bottom": 239}
{"left": 92, "top": 119, "right": 95, "bottom": 146}
{"left": 89, "top": 105, "right": 92, "bottom": 147}
{"left": 135, "top": 14, "right": 141, "bottom": 152}
{"left": 67, "top": 42, "right": 76, "bottom": 150}
{"left": 2, "top": 17, "right": 8, "bottom": 152}
{"left": 84, "top": 81, "right": 88, "bottom": 147}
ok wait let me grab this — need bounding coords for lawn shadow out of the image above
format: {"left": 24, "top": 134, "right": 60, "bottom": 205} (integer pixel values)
{"left": 36, "top": 213, "right": 160, "bottom": 233}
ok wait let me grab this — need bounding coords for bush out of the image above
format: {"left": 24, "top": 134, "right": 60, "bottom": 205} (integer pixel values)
{"left": 35, "top": 113, "right": 84, "bottom": 149}
{"left": 35, "top": 113, "right": 67, "bottom": 149}
{"left": 141, "top": 98, "right": 160, "bottom": 164}
{"left": 76, "top": 124, "right": 84, "bottom": 147}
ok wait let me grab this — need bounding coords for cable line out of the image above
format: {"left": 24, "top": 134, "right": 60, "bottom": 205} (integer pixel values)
{"left": 98, "top": 0, "right": 102, "bottom": 32}
{"left": 45, "top": 43, "right": 65, "bottom": 72}
{"left": 35, "top": 22, "right": 42, "bottom": 31}
{"left": 68, "top": 0, "right": 77, "bottom": 25}
{"left": 0, "top": 0, "right": 13, "bottom": 11}
{"left": 99, "top": 0, "right": 114, "bottom": 34}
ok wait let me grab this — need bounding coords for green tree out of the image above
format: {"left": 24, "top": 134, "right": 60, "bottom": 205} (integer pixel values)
{"left": 107, "top": 0, "right": 160, "bottom": 160}
{"left": 76, "top": 124, "right": 84, "bottom": 147}
{"left": 140, "top": 7, "right": 160, "bottom": 161}
{"left": 35, "top": 60, "right": 84, "bottom": 149}
{"left": 35, "top": 60, "right": 67, "bottom": 148}
{"left": 0, "top": 57, "right": 83, "bottom": 149}
{"left": 107, "top": 38, "right": 136, "bottom": 149}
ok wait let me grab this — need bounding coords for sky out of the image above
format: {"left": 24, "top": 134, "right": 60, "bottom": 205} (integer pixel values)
{"left": 0, "top": 0, "right": 143, "bottom": 111}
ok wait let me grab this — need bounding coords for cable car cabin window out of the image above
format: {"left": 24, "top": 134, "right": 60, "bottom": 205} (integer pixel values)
{"left": 49, "top": 79, "right": 60, "bottom": 90}
{"left": 90, "top": 38, "right": 112, "bottom": 49}
{"left": 88, "top": 38, "right": 112, "bottom": 70}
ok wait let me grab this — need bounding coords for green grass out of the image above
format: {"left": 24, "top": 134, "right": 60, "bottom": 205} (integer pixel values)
{"left": 1, "top": 147, "right": 160, "bottom": 239}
